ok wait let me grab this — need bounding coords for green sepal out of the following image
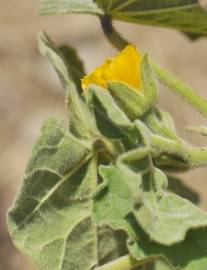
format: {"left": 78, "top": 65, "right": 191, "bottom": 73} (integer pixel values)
{"left": 107, "top": 81, "right": 145, "bottom": 120}
{"left": 140, "top": 54, "right": 158, "bottom": 110}
{"left": 107, "top": 54, "right": 158, "bottom": 120}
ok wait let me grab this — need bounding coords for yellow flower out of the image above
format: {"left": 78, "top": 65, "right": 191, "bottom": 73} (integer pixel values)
{"left": 81, "top": 44, "right": 141, "bottom": 92}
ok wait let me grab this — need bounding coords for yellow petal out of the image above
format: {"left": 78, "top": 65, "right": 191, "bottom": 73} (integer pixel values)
{"left": 81, "top": 44, "right": 141, "bottom": 91}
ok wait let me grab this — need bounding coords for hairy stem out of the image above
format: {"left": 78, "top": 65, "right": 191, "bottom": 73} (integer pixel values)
{"left": 100, "top": 15, "right": 128, "bottom": 50}
{"left": 151, "top": 134, "right": 207, "bottom": 168}
{"left": 99, "top": 16, "right": 207, "bottom": 118}
{"left": 150, "top": 61, "right": 207, "bottom": 118}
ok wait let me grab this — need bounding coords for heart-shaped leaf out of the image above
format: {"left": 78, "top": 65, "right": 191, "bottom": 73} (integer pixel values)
{"left": 7, "top": 118, "right": 98, "bottom": 270}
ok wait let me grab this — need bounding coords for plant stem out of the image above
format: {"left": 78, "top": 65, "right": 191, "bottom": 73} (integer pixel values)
{"left": 94, "top": 255, "right": 154, "bottom": 270}
{"left": 100, "top": 15, "right": 128, "bottom": 50}
{"left": 150, "top": 61, "right": 207, "bottom": 118}
{"left": 99, "top": 16, "right": 207, "bottom": 118}
{"left": 151, "top": 134, "right": 207, "bottom": 168}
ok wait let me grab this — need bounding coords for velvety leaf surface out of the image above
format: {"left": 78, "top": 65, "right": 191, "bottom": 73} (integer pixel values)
{"left": 7, "top": 118, "right": 98, "bottom": 270}
{"left": 38, "top": 32, "right": 80, "bottom": 89}
{"left": 120, "top": 156, "right": 207, "bottom": 246}
{"left": 128, "top": 227, "right": 207, "bottom": 270}
{"left": 39, "top": 32, "right": 100, "bottom": 139}
{"left": 39, "top": 0, "right": 103, "bottom": 15}
{"left": 85, "top": 85, "right": 149, "bottom": 149}
{"left": 135, "top": 169, "right": 207, "bottom": 245}
{"left": 40, "top": 0, "right": 207, "bottom": 35}
{"left": 107, "top": 81, "right": 145, "bottom": 120}
{"left": 98, "top": 0, "right": 207, "bottom": 34}
{"left": 94, "top": 164, "right": 141, "bottom": 235}
{"left": 59, "top": 45, "right": 85, "bottom": 91}
{"left": 86, "top": 85, "right": 131, "bottom": 129}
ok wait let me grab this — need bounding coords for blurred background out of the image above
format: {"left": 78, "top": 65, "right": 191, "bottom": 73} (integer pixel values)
{"left": 1, "top": 1, "right": 207, "bottom": 269}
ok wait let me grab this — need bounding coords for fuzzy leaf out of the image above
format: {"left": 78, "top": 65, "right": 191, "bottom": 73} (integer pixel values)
{"left": 93, "top": 164, "right": 142, "bottom": 238}
{"left": 59, "top": 45, "right": 85, "bottom": 91}
{"left": 85, "top": 85, "right": 149, "bottom": 149}
{"left": 39, "top": 32, "right": 100, "bottom": 139}
{"left": 135, "top": 169, "right": 207, "bottom": 245}
{"left": 98, "top": 0, "right": 207, "bottom": 35}
{"left": 38, "top": 32, "right": 84, "bottom": 91}
{"left": 136, "top": 187, "right": 207, "bottom": 245}
{"left": 7, "top": 118, "right": 98, "bottom": 270}
{"left": 38, "top": 32, "right": 71, "bottom": 87}
{"left": 86, "top": 85, "right": 131, "bottom": 129}
{"left": 39, "top": 0, "right": 103, "bottom": 16}
{"left": 128, "top": 227, "right": 207, "bottom": 270}
{"left": 85, "top": 84, "right": 138, "bottom": 141}
{"left": 39, "top": 0, "right": 207, "bottom": 35}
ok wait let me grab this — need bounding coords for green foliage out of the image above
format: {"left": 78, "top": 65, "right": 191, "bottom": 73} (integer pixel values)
{"left": 97, "top": 0, "right": 207, "bottom": 34}
{"left": 134, "top": 169, "right": 207, "bottom": 245}
{"left": 40, "top": 0, "right": 207, "bottom": 35}
{"left": 128, "top": 227, "right": 207, "bottom": 270}
{"left": 39, "top": 0, "right": 103, "bottom": 15}
{"left": 7, "top": 5, "right": 207, "bottom": 270}
{"left": 7, "top": 118, "right": 96, "bottom": 270}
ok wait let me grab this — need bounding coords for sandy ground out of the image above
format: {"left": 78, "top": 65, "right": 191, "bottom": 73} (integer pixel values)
{"left": 1, "top": 1, "right": 207, "bottom": 269}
